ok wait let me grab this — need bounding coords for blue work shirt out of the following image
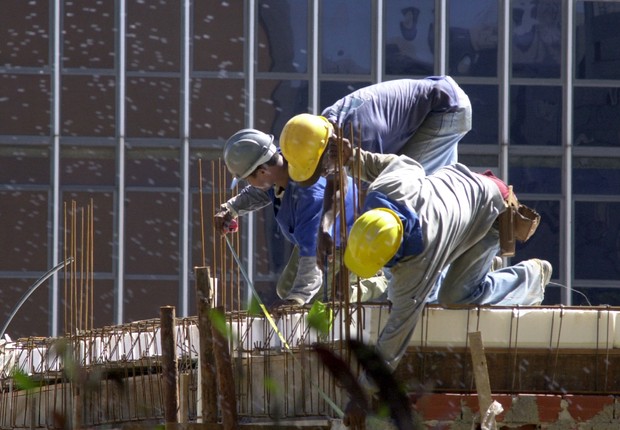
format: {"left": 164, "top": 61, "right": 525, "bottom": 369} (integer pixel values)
{"left": 268, "top": 176, "right": 358, "bottom": 258}
{"left": 321, "top": 76, "right": 463, "bottom": 155}
{"left": 363, "top": 190, "right": 424, "bottom": 267}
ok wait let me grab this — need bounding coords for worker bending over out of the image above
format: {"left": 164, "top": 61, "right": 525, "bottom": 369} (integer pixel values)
{"left": 280, "top": 76, "right": 471, "bottom": 263}
{"left": 214, "top": 129, "right": 387, "bottom": 308}
{"left": 334, "top": 143, "right": 550, "bottom": 428}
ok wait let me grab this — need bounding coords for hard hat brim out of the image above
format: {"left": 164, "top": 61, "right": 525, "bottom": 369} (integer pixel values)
{"left": 344, "top": 208, "right": 404, "bottom": 279}
{"left": 230, "top": 177, "right": 242, "bottom": 190}
{"left": 344, "top": 251, "right": 382, "bottom": 279}
{"left": 295, "top": 164, "right": 322, "bottom": 187}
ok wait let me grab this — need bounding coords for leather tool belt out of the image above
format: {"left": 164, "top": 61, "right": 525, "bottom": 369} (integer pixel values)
{"left": 498, "top": 185, "right": 541, "bottom": 257}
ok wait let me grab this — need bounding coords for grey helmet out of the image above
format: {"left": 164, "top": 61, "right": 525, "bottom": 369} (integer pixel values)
{"left": 223, "top": 129, "right": 277, "bottom": 179}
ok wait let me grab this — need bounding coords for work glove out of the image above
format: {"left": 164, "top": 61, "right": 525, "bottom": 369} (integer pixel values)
{"left": 214, "top": 206, "right": 238, "bottom": 236}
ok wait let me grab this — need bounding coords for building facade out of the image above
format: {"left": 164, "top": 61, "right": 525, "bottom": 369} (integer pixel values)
{"left": 1, "top": 0, "right": 620, "bottom": 338}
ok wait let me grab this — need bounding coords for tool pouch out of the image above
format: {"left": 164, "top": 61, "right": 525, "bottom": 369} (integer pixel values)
{"left": 514, "top": 204, "right": 540, "bottom": 242}
{"left": 498, "top": 190, "right": 516, "bottom": 257}
{"left": 498, "top": 186, "right": 541, "bottom": 257}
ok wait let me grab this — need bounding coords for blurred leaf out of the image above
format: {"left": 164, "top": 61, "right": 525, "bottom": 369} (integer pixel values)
{"left": 313, "top": 344, "right": 368, "bottom": 411}
{"left": 264, "top": 376, "right": 281, "bottom": 395}
{"left": 307, "top": 301, "right": 333, "bottom": 337}
{"left": 11, "top": 369, "right": 37, "bottom": 391}
{"left": 208, "top": 308, "right": 231, "bottom": 339}
{"left": 52, "top": 338, "right": 81, "bottom": 381}
{"left": 349, "top": 340, "right": 418, "bottom": 430}
{"left": 248, "top": 296, "right": 262, "bottom": 317}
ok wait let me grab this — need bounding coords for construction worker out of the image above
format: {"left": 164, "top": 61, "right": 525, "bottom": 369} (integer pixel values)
{"left": 214, "top": 128, "right": 387, "bottom": 308}
{"left": 280, "top": 76, "right": 471, "bottom": 263}
{"left": 332, "top": 143, "right": 551, "bottom": 428}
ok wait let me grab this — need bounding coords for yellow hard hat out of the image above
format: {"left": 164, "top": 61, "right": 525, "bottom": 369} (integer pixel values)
{"left": 344, "top": 208, "right": 404, "bottom": 278}
{"left": 280, "top": 114, "right": 333, "bottom": 183}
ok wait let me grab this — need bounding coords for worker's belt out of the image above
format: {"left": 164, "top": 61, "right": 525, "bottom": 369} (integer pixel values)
{"left": 498, "top": 186, "right": 541, "bottom": 257}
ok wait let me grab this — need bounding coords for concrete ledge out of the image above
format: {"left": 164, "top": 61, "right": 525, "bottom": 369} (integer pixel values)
{"left": 413, "top": 393, "right": 620, "bottom": 428}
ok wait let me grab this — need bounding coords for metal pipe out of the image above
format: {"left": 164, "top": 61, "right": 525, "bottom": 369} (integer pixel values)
{"left": 0, "top": 258, "right": 74, "bottom": 340}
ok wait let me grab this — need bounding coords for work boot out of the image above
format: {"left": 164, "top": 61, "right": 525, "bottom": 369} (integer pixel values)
{"left": 491, "top": 256, "right": 503, "bottom": 271}
{"left": 531, "top": 258, "right": 552, "bottom": 305}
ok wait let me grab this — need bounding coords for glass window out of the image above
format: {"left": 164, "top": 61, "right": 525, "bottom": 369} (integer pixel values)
{"left": 63, "top": 0, "right": 115, "bottom": 69}
{"left": 253, "top": 208, "right": 293, "bottom": 280}
{"left": 384, "top": 1, "right": 434, "bottom": 76}
{"left": 541, "top": 283, "right": 562, "bottom": 305}
{"left": 459, "top": 154, "right": 499, "bottom": 171}
{"left": 255, "top": 80, "right": 309, "bottom": 135}
{"left": 448, "top": 0, "right": 498, "bottom": 77}
{"left": 124, "top": 280, "right": 179, "bottom": 322}
{"left": 126, "top": 0, "right": 181, "bottom": 72}
{"left": 0, "top": 0, "right": 49, "bottom": 68}
{"left": 258, "top": 0, "right": 308, "bottom": 73}
{"left": 190, "top": 78, "right": 245, "bottom": 140}
{"left": 321, "top": 0, "right": 371, "bottom": 75}
{"left": 319, "top": 81, "right": 372, "bottom": 113}
{"left": 0, "top": 75, "right": 50, "bottom": 136}
{"left": 574, "top": 201, "right": 620, "bottom": 281}
{"left": 189, "top": 156, "right": 237, "bottom": 271}
{"left": 191, "top": 190, "right": 213, "bottom": 270}
{"left": 509, "top": 155, "right": 562, "bottom": 194}
{"left": 570, "top": 287, "right": 620, "bottom": 306}
{"left": 573, "top": 157, "right": 620, "bottom": 195}
{"left": 124, "top": 191, "right": 180, "bottom": 275}
{"left": 61, "top": 75, "right": 116, "bottom": 137}
{"left": 575, "top": 2, "right": 620, "bottom": 80}
{"left": 59, "top": 279, "right": 116, "bottom": 332}
{"left": 512, "top": 0, "right": 562, "bottom": 78}
{"left": 126, "top": 77, "right": 180, "bottom": 138}
{"left": 574, "top": 87, "right": 620, "bottom": 147}
{"left": 460, "top": 84, "right": 498, "bottom": 144}
{"left": 0, "top": 146, "right": 50, "bottom": 184}
{"left": 126, "top": 147, "right": 181, "bottom": 187}
{"left": 0, "top": 278, "right": 50, "bottom": 338}
{"left": 189, "top": 151, "right": 231, "bottom": 190}
{"left": 0, "top": 191, "right": 49, "bottom": 271}
{"left": 61, "top": 191, "right": 115, "bottom": 274}
{"left": 193, "top": 1, "right": 244, "bottom": 72}
{"left": 61, "top": 146, "right": 116, "bottom": 186}
{"left": 511, "top": 85, "right": 562, "bottom": 146}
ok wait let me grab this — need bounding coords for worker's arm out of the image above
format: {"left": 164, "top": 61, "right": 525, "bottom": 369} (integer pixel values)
{"left": 316, "top": 174, "right": 341, "bottom": 265}
{"left": 282, "top": 257, "right": 323, "bottom": 305}
{"left": 316, "top": 135, "right": 358, "bottom": 265}
{"left": 345, "top": 147, "right": 400, "bottom": 183}
{"left": 317, "top": 139, "right": 400, "bottom": 261}
{"left": 271, "top": 183, "right": 325, "bottom": 308}
{"left": 213, "top": 186, "right": 271, "bottom": 236}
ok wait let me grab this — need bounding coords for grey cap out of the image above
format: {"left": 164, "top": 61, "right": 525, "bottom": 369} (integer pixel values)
{"left": 223, "top": 129, "right": 277, "bottom": 181}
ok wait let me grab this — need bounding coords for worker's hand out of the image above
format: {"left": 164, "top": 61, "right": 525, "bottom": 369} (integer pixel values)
{"left": 316, "top": 230, "right": 334, "bottom": 267}
{"left": 214, "top": 208, "right": 238, "bottom": 236}
{"left": 325, "top": 137, "right": 353, "bottom": 174}
{"left": 343, "top": 399, "right": 367, "bottom": 429}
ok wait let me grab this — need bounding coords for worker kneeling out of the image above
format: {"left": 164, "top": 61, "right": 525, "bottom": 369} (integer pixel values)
{"left": 336, "top": 149, "right": 551, "bottom": 428}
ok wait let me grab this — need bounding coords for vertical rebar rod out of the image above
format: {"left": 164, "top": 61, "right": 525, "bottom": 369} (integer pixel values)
{"left": 199, "top": 159, "right": 207, "bottom": 267}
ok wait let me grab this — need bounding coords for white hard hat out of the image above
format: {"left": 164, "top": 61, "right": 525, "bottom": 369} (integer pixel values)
{"left": 223, "top": 129, "right": 276, "bottom": 182}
